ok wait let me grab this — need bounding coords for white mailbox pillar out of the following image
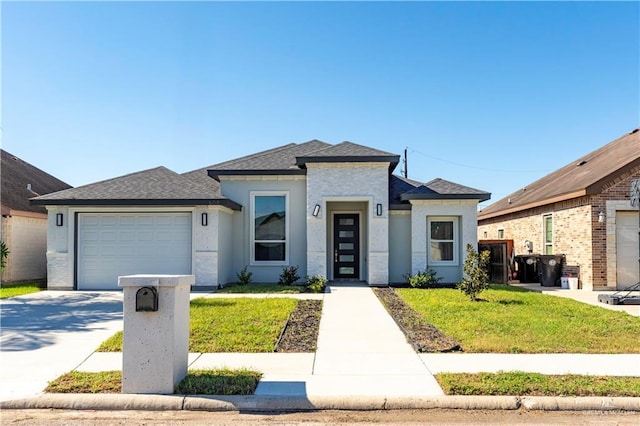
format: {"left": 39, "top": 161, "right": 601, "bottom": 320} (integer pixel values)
{"left": 118, "top": 274, "right": 195, "bottom": 394}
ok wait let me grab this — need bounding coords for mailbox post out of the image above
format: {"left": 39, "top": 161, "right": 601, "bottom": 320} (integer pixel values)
{"left": 118, "top": 274, "right": 195, "bottom": 394}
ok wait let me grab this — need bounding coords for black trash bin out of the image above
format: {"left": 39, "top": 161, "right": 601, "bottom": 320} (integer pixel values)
{"left": 538, "top": 254, "right": 565, "bottom": 287}
{"left": 514, "top": 255, "right": 540, "bottom": 283}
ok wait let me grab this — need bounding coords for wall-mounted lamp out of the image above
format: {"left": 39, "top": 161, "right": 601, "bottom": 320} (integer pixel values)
{"left": 598, "top": 211, "right": 605, "bottom": 223}
{"left": 56, "top": 213, "right": 63, "bottom": 227}
{"left": 376, "top": 203, "right": 382, "bottom": 217}
{"left": 201, "top": 212, "right": 208, "bottom": 226}
{"left": 312, "top": 204, "right": 321, "bottom": 217}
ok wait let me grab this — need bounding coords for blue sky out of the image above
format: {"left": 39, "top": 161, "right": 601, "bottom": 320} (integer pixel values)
{"left": 2, "top": 1, "right": 638, "bottom": 209}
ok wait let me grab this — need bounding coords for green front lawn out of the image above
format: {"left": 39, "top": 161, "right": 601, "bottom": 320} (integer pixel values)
{"left": 396, "top": 285, "right": 640, "bottom": 353}
{"left": 436, "top": 372, "right": 640, "bottom": 397}
{"left": 98, "top": 297, "right": 297, "bottom": 353}
{"left": 0, "top": 282, "right": 42, "bottom": 299}
{"left": 46, "top": 368, "right": 262, "bottom": 395}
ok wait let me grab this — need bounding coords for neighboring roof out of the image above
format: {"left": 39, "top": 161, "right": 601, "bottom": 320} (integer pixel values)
{"left": 478, "top": 128, "right": 640, "bottom": 220}
{"left": 390, "top": 175, "right": 491, "bottom": 210}
{"left": 208, "top": 140, "right": 331, "bottom": 180}
{"left": 1, "top": 149, "right": 72, "bottom": 215}
{"left": 295, "top": 141, "right": 400, "bottom": 170}
{"left": 31, "top": 166, "right": 241, "bottom": 210}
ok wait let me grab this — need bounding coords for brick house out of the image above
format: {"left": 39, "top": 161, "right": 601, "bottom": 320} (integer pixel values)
{"left": 478, "top": 129, "right": 640, "bottom": 291}
{"left": 1, "top": 150, "right": 72, "bottom": 283}
{"left": 31, "top": 140, "right": 490, "bottom": 290}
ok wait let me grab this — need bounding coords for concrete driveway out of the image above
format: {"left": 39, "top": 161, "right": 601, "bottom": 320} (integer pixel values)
{"left": 0, "top": 291, "right": 124, "bottom": 401}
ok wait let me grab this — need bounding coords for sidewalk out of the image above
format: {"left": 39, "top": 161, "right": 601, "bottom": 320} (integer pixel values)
{"left": 2, "top": 285, "right": 639, "bottom": 411}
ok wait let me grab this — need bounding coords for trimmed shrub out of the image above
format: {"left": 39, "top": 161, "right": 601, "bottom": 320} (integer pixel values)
{"left": 236, "top": 266, "right": 252, "bottom": 286}
{"left": 404, "top": 269, "right": 442, "bottom": 289}
{"left": 278, "top": 266, "right": 301, "bottom": 286}
{"left": 306, "top": 274, "right": 327, "bottom": 293}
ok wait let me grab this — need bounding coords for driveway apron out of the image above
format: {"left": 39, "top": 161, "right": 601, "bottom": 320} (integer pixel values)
{"left": 0, "top": 291, "right": 123, "bottom": 402}
{"left": 256, "top": 283, "right": 444, "bottom": 397}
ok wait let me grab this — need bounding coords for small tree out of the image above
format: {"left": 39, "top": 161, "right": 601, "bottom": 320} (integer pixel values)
{"left": 457, "top": 244, "right": 490, "bottom": 301}
{"left": 0, "top": 241, "right": 9, "bottom": 272}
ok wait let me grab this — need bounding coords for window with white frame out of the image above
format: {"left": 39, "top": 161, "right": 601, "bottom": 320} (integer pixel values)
{"left": 251, "top": 192, "right": 288, "bottom": 264}
{"left": 428, "top": 216, "right": 459, "bottom": 264}
{"left": 543, "top": 214, "right": 553, "bottom": 255}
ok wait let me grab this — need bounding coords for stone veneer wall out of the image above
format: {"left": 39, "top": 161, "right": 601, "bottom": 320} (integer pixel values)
{"left": 306, "top": 162, "right": 389, "bottom": 284}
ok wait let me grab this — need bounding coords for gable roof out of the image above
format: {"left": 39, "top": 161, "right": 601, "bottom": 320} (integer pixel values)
{"left": 31, "top": 166, "right": 241, "bottom": 210}
{"left": 478, "top": 128, "right": 640, "bottom": 220}
{"left": 390, "top": 175, "right": 491, "bottom": 210}
{"left": 208, "top": 140, "right": 400, "bottom": 180}
{"left": 295, "top": 141, "right": 400, "bottom": 170}
{"left": 208, "top": 140, "right": 331, "bottom": 180}
{"left": 1, "top": 149, "right": 72, "bottom": 215}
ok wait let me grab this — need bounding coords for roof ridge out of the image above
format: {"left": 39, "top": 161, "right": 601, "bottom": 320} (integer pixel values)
{"left": 206, "top": 143, "right": 298, "bottom": 170}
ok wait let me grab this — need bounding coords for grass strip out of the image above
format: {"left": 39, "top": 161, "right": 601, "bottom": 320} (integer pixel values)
{"left": 396, "top": 284, "right": 640, "bottom": 353}
{"left": 436, "top": 372, "right": 640, "bottom": 397}
{"left": 97, "top": 297, "right": 297, "bottom": 353}
{"left": 0, "top": 283, "right": 42, "bottom": 299}
{"left": 216, "top": 283, "right": 305, "bottom": 294}
{"left": 45, "top": 369, "right": 262, "bottom": 395}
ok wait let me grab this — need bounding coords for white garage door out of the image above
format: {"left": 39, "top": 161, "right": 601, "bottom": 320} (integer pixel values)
{"left": 616, "top": 211, "right": 639, "bottom": 290}
{"left": 77, "top": 213, "right": 192, "bottom": 290}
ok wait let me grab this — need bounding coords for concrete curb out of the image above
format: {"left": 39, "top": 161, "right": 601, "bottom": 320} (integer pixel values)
{"left": 1, "top": 394, "right": 639, "bottom": 412}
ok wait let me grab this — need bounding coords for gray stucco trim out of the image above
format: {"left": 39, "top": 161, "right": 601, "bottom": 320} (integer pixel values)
{"left": 296, "top": 155, "right": 400, "bottom": 169}
{"left": 400, "top": 193, "right": 491, "bottom": 202}
{"left": 208, "top": 170, "right": 307, "bottom": 181}
{"left": 31, "top": 199, "right": 243, "bottom": 210}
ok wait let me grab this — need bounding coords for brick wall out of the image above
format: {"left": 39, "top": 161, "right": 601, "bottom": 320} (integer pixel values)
{"left": 478, "top": 166, "right": 640, "bottom": 290}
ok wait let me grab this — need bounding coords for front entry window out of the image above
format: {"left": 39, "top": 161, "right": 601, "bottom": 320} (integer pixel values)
{"left": 428, "top": 216, "right": 459, "bottom": 265}
{"left": 252, "top": 193, "right": 288, "bottom": 264}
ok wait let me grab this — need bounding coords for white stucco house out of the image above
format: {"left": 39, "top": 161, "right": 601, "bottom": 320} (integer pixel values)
{"left": 31, "top": 141, "right": 490, "bottom": 290}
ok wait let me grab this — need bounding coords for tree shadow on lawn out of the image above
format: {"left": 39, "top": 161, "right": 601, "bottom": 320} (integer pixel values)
{"left": 0, "top": 292, "right": 123, "bottom": 352}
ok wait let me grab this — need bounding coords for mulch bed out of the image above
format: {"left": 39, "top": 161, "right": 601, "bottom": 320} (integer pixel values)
{"left": 373, "top": 287, "right": 461, "bottom": 353}
{"left": 275, "top": 300, "right": 322, "bottom": 352}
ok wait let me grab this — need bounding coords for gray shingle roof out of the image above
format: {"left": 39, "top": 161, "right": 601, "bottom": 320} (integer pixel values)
{"left": 296, "top": 141, "right": 400, "bottom": 170}
{"left": 390, "top": 175, "right": 490, "bottom": 209}
{"left": 31, "top": 166, "right": 241, "bottom": 209}
{"left": 207, "top": 140, "right": 331, "bottom": 179}
{"left": 399, "top": 178, "right": 491, "bottom": 202}
{"left": 1, "top": 149, "right": 72, "bottom": 215}
{"left": 478, "top": 128, "right": 640, "bottom": 220}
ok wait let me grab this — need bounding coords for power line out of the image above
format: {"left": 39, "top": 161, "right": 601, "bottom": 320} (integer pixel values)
{"left": 407, "top": 146, "right": 551, "bottom": 174}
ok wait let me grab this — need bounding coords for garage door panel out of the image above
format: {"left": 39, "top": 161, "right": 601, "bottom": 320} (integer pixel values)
{"left": 78, "top": 213, "right": 192, "bottom": 290}
{"left": 616, "top": 212, "right": 639, "bottom": 290}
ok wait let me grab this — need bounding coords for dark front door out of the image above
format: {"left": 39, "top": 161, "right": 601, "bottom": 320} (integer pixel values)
{"left": 333, "top": 214, "right": 360, "bottom": 279}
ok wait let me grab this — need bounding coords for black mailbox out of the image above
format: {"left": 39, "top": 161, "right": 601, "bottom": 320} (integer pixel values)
{"left": 136, "top": 286, "right": 158, "bottom": 312}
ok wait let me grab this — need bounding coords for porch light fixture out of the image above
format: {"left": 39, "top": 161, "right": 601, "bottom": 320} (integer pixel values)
{"left": 201, "top": 212, "right": 208, "bottom": 226}
{"left": 56, "top": 213, "right": 63, "bottom": 227}
{"left": 598, "top": 211, "right": 605, "bottom": 223}
{"left": 376, "top": 203, "right": 382, "bottom": 217}
{"left": 312, "top": 204, "right": 321, "bottom": 217}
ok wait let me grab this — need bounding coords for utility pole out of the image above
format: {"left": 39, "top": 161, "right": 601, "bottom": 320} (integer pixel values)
{"left": 403, "top": 148, "right": 408, "bottom": 178}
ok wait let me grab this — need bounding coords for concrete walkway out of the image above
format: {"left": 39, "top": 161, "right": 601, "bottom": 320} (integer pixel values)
{"left": 256, "top": 283, "right": 443, "bottom": 397}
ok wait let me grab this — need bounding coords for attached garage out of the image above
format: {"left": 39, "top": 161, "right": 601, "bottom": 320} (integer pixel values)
{"left": 616, "top": 211, "right": 639, "bottom": 290}
{"left": 77, "top": 212, "right": 192, "bottom": 290}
